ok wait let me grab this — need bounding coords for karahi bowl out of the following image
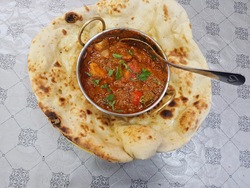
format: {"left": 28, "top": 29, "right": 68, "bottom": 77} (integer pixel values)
{"left": 76, "top": 17, "right": 171, "bottom": 117}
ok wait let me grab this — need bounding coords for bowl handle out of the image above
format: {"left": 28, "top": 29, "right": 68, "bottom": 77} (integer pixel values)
{"left": 78, "top": 17, "right": 106, "bottom": 46}
{"left": 151, "top": 90, "right": 176, "bottom": 114}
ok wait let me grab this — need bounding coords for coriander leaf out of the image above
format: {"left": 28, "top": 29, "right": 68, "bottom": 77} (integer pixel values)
{"left": 104, "top": 94, "right": 116, "bottom": 110}
{"left": 112, "top": 53, "right": 122, "bottom": 59}
{"left": 101, "top": 84, "right": 108, "bottom": 89}
{"left": 120, "top": 60, "right": 132, "bottom": 73}
{"left": 108, "top": 69, "right": 114, "bottom": 76}
{"left": 115, "top": 66, "right": 122, "bottom": 80}
{"left": 138, "top": 68, "right": 151, "bottom": 81}
{"left": 101, "top": 84, "right": 111, "bottom": 92}
{"left": 92, "top": 79, "right": 100, "bottom": 86}
{"left": 105, "top": 94, "right": 114, "bottom": 101}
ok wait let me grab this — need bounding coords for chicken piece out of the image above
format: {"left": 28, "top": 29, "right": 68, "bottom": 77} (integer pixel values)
{"left": 94, "top": 39, "right": 109, "bottom": 51}
{"left": 89, "top": 62, "right": 106, "bottom": 77}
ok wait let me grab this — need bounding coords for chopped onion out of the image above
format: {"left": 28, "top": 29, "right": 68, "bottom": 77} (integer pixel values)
{"left": 100, "top": 49, "right": 109, "bottom": 58}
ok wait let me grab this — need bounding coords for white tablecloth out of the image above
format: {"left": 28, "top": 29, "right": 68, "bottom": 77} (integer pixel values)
{"left": 0, "top": 0, "right": 249, "bottom": 187}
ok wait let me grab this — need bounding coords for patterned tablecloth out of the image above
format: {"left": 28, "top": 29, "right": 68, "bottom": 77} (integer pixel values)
{"left": 0, "top": 0, "right": 250, "bottom": 187}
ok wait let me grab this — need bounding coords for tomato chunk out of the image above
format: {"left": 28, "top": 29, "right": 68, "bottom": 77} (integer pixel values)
{"left": 128, "top": 61, "right": 141, "bottom": 73}
{"left": 132, "top": 91, "right": 143, "bottom": 106}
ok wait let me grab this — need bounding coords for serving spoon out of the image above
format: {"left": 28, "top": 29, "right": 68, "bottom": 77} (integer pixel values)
{"left": 120, "top": 38, "right": 245, "bottom": 86}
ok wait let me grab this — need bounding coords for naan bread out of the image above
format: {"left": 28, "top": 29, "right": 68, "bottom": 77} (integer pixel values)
{"left": 28, "top": 0, "right": 211, "bottom": 162}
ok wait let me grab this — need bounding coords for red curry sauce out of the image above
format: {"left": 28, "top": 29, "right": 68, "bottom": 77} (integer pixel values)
{"left": 79, "top": 37, "right": 168, "bottom": 114}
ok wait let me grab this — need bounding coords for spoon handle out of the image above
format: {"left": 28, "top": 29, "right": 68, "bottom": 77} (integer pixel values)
{"left": 169, "top": 63, "right": 245, "bottom": 85}
{"left": 120, "top": 38, "right": 246, "bottom": 86}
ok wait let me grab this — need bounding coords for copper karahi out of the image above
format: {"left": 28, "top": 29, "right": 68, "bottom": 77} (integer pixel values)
{"left": 76, "top": 23, "right": 170, "bottom": 117}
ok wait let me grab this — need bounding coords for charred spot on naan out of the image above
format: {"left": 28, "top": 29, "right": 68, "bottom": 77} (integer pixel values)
{"left": 86, "top": 109, "right": 92, "bottom": 115}
{"left": 185, "top": 72, "right": 194, "bottom": 87}
{"left": 59, "top": 97, "right": 66, "bottom": 105}
{"left": 178, "top": 99, "right": 209, "bottom": 134}
{"left": 33, "top": 74, "right": 51, "bottom": 96}
{"left": 39, "top": 85, "right": 50, "bottom": 94}
{"left": 168, "top": 97, "right": 182, "bottom": 107}
{"left": 44, "top": 110, "right": 61, "bottom": 127}
{"left": 78, "top": 109, "right": 87, "bottom": 119}
{"left": 49, "top": 61, "right": 68, "bottom": 84}
{"left": 60, "top": 126, "right": 71, "bottom": 134}
{"left": 97, "top": 117, "right": 110, "bottom": 127}
{"left": 122, "top": 125, "right": 156, "bottom": 143}
{"left": 160, "top": 109, "right": 174, "bottom": 119}
{"left": 168, "top": 47, "right": 188, "bottom": 65}
{"left": 42, "top": 108, "right": 72, "bottom": 134}
{"left": 181, "top": 96, "right": 189, "bottom": 103}
{"left": 28, "top": 60, "right": 36, "bottom": 72}
{"left": 167, "top": 95, "right": 188, "bottom": 108}
{"left": 168, "top": 100, "right": 177, "bottom": 107}
{"left": 77, "top": 124, "right": 91, "bottom": 138}
{"left": 62, "top": 29, "right": 67, "bottom": 35}
{"left": 111, "top": 2, "right": 127, "bottom": 12}
{"left": 65, "top": 12, "right": 83, "bottom": 23}
{"left": 54, "top": 61, "right": 61, "bottom": 67}
{"left": 193, "top": 99, "right": 209, "bottom": 113}
{"left": 98, "top": 0, "right": 127, "bottom": 14}
{"left": 178, "top": 108, "right": 197, "bottom": 134}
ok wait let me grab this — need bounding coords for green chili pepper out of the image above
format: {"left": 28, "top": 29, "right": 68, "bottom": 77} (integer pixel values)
{"left": 112, "top": 53, "right": 122, "bottom": 59}
{"left": 108, "top": 69, "right": 114, "bottom": 76}
{"left": 92, "top": 79, "right": 100, "bottom": 86}
{"left": 115, "top": 66, "right": 122, "bottom": 80}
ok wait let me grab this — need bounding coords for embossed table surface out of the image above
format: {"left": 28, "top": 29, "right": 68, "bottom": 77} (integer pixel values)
{"left": 0, "top": 0, "right": 250, "bottom": 187}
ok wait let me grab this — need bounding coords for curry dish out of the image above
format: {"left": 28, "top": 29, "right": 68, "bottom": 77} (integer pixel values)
{"left": 79, "top": 37, "right": 168, "bottom": 114}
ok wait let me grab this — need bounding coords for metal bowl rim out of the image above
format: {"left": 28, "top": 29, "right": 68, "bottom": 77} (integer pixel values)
{"left": 76, "top": 27, "right": 171, "bottom": 117}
